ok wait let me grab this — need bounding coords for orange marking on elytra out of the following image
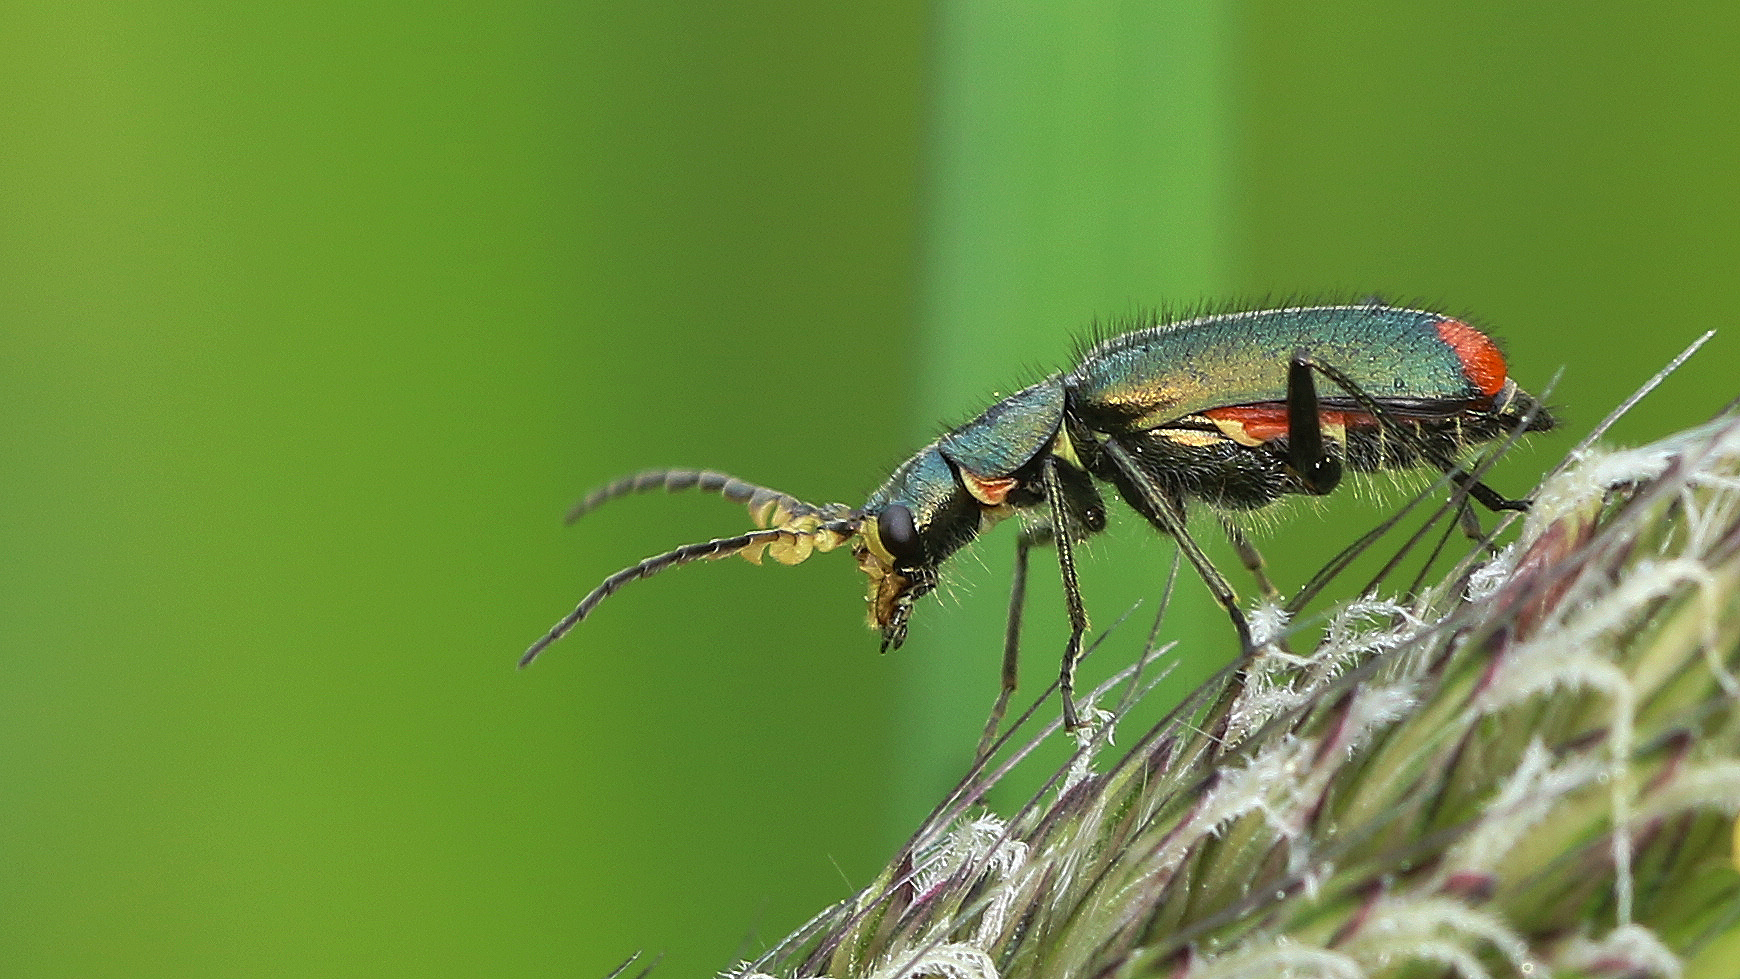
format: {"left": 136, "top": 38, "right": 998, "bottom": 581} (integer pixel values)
{"left": 961, "top": 471, "right": 1018, "bottom": 506}
{"left": 1202, "top": 404, "right": 1375, "bottom": 444}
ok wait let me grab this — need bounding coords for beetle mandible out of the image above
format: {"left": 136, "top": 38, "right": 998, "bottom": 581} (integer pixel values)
{"left": 523, "top": 302, "right": 1554, "bottom": 729}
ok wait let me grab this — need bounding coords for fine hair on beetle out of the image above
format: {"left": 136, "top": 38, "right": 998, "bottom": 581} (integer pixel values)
{"left": 523, "top": 301, "right": 1556, "bottom": 737}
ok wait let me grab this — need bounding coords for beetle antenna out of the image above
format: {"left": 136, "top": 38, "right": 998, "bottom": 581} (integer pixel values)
{"left": 564, "top": 468, "right": 829, "bottom": 529}
{"left": 521, "top": 527, "right": 805, "bottom": 668}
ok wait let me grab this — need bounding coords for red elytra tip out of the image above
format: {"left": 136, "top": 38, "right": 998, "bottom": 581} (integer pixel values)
{"left": 1436, "top": 318, "right": 1508, "bottom": 397}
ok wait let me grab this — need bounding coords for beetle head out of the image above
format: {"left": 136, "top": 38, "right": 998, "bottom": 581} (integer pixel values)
{"left": 853, "top": 445, "right": 985, "bottom": 651}
{"left": 522, "top": 451, "right": 993, "bottom": 669}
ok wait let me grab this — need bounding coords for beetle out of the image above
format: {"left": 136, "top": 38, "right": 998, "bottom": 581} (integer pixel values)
{"left": 522, "top": 302, "right": 1554, "bottom": 730}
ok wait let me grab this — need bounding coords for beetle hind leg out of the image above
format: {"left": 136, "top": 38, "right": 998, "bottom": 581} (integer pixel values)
{"left": 1284, "top": 352, "right": 1345, "bottom": 496}
{"left": 1294, "top": 353, "right": 1535, "bottom": 516}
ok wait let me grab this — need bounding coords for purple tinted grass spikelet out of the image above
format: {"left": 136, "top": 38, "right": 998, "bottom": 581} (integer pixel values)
{"left": 730, "top": 395, "right": 1740, "bottom": 979}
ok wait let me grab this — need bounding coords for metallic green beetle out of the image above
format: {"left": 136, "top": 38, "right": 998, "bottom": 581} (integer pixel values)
{"left": 523, "top": 302, "right": 1553, "bottom": 729}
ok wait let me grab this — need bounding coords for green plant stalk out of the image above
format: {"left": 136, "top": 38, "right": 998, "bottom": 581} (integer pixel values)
{"left": 727, "top": 405, "right": 1740, "bottom": 979}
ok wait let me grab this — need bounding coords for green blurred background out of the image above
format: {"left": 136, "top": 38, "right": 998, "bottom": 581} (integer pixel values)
{"left": 5, "top": 3, "right": 1736, "bottom": 976}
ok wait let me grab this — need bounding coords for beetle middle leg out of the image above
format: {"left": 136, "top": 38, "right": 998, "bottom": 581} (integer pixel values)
{"left": 1192, "top": 355, "right": 1341, "bottom": 611}
{"left": 1219, "top": 517, "right": 1281, "bottom": 602}
{"left": 1093, "top": 437, "right": 1257, "bottom": 655}
{"left": 978, "top": 527, "right": 1038, "bottom": 756}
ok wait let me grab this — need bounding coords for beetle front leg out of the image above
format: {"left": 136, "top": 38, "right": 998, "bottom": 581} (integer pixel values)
{"left": 1041, "top": 460, "right": 1093, "bottom": 730}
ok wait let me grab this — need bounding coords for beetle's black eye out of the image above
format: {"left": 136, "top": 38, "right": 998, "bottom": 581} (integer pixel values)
{"left": 877, "top": 503, "right": 922, "bottom": 565}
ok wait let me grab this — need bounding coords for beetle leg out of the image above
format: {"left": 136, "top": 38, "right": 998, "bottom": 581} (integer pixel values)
{"left": 1449, "top": 469, "right": 1531, "bottom": 513}
{"left": 1043, "top": 460, "right": 1093, "bottom": 729}
{"left": 1286, "top": 352, "right": 1345, "bottom": 496}
{"left": 978, "top": 527, "right": 1040, "bottom": 756}
{"left": 1297, "top": 355, "right": 1530, "bottom": 514}
{"left": 1456, "top": 497, "right": 1484, "bottom": 540}
{"left": 1098, "top": 438, "right": 1256, "bottom": 654}
{"left": 1219, "top": 516, "right": 1280, "bottom": 601}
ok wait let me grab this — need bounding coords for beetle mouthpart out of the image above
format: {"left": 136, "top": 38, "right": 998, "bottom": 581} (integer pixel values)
{"left": 855, "top": 544, "right": 908, "bottom": 628}
{"left": 855, "top": 543, "right": 937, "bottom": 650}
{"left": 880, "top": 601, "right": 911, "bottom": 653}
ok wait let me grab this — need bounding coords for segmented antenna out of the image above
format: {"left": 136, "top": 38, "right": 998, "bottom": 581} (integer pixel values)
{"left": 564, "top": 468, "right": 828, "bottom": 529}
{"left": 520, "top": 527, "right": 798, "bottom": 668}
{"left": 527, "top": 469, "right": 861, "bottom": 667}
